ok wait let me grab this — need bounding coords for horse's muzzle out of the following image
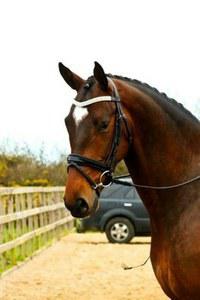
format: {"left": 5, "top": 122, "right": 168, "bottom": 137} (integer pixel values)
{"left": 64, "top": 194, "right": 99, "bottom": 218}
{"left": 64, "top": 197, "right": 89, "bottom": 218}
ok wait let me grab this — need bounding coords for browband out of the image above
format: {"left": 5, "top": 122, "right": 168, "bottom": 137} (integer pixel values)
{"left": 72, "top": 96, "right": 114, "bottom": 107}
{"left": 72, "top": 78, "right": 120, "bottom": 108}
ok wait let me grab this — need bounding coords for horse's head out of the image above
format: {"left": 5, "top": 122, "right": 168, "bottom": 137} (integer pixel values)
{"left": 59, "top": 62, "right": 130, "bottom": 218}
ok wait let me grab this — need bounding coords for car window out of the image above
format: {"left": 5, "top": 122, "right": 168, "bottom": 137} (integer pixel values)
{"left": 125, "top": 188, "right": 134, "bottom": 199}
{"left": 100, "top": 184, "right": 121, "bottom": 198}
{"left": 100, "top": 183, "right": 138, "bottom": 200}
{"left": 125, "top": 188, "right": 140, "bottom": 200}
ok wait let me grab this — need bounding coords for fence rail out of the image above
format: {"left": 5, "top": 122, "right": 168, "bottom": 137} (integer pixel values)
{"left": 0, "top": 187, "right": 74, "bottom": 275}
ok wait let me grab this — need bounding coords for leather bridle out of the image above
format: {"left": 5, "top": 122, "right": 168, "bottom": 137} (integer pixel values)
{"left": 67, "top": 78, "right": 132, "bottom": 196}
{"left": 67, "top": 77, "right": 200, "bottom": 196}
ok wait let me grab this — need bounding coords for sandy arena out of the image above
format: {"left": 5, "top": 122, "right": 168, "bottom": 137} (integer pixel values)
{"left": 0, "top": 233, "right": 168, "bottom": 300}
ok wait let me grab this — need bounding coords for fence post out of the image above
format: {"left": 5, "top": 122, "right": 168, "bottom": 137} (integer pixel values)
{"left": 0, "top": 195, "right": 5, "bottom": 272}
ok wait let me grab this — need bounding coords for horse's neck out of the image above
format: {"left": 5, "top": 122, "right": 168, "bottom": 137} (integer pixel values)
{"left": 122, "top": 84, "right": 200, "bottom": 227}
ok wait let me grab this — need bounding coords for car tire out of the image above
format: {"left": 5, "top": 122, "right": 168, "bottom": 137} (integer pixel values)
{"left": 105, "top": 217, "right": 135, "bottom": 243}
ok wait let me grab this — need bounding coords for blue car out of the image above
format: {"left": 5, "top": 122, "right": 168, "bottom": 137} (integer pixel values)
{"left": 77, "top": 177, "right": 151, "bottom": 243}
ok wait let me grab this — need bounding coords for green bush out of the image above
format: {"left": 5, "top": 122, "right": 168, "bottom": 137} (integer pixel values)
{"left": 0, "top": 145, "right": 127, "bottom": 187}
{"left": 0, "top": 147, "right": 66, "bottom": 187}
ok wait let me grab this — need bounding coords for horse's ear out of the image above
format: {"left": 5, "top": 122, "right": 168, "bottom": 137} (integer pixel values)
{"left": 93, "top": 61, "right": 108, "bottom": 91}
{"left": 58, "top": 62, "right": 84, "bottom": 91}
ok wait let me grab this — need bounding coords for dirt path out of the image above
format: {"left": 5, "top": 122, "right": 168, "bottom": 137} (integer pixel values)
{"left": 0, "top": 233, "right": 168, "bottom": 300}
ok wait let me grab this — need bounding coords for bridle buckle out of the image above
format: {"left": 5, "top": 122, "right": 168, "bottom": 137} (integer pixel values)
{"left": 98, "top": 170, "right": 113, "bottom": 188}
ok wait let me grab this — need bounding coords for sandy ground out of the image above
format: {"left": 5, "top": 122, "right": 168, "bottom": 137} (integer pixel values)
{"left": 0, "top": 233, "right": 169, "bottom": 300}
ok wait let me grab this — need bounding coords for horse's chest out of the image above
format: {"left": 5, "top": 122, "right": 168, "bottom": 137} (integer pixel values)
{"left": 151, "top": 231, "right": 200, "bottom": 300}
{"left": 151, "top": 243, "right": 175, "bottom": 298}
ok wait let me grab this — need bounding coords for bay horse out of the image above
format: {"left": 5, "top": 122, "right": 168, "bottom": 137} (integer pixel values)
{"left": 58, "top": 61, "right": 200, "bottom": 300}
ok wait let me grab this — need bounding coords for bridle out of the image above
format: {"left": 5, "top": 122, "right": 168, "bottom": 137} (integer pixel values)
{"left": 67, "top": 78, "right": 200, "bottom": 196}
{"left": 67, "top": 78, "right": 132, "bottom": 196}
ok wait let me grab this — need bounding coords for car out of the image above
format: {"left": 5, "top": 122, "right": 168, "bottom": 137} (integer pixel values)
{"left": 76, "top": 176, "right": 151, "bottom": 243}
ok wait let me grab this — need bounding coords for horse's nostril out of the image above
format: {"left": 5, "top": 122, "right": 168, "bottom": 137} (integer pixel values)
{"left": 76, "top": 198, "right": 89, "bottom": 214}
{"left": 63, "top": 197, "right": 89, "bottom": 217}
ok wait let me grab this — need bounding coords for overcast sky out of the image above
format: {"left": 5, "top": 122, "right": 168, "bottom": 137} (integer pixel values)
{"left": 0, "top": 0, "right": 200, "bottom": 160}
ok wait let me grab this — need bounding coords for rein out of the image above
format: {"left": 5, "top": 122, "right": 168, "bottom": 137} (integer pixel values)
{"left": 113, "top": 174, "right": 200, "bottom": 190}
{"left": 67, "top": 77, "right": 200, "bottom": 194}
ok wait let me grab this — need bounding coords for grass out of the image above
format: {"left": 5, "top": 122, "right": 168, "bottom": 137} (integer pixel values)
{"left": 0, "top": 189, "right": 73, "bottom": 276}
{"left": 0, "top": 224, "right": 72, "bottom": 275}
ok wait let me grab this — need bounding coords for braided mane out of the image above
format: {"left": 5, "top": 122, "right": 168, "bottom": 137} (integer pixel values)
{"left": 108, "top": 74, "right": 199, "bottom": 123}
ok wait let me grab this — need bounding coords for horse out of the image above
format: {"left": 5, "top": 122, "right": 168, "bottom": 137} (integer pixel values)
{"left": 58, "top": 61, "right": 200, "bottom": 300}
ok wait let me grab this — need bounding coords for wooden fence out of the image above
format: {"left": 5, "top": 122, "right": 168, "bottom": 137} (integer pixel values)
{"left": 0, "top": 187, "right": 74, "bottom": 275}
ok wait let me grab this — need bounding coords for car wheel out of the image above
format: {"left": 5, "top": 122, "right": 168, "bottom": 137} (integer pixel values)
{"left": 105, "top": 217, "right": 135, "bottom": 243}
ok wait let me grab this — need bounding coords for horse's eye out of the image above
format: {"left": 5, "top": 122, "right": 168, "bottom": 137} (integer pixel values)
{"left": 100, "top": 120, "right": 109, "bottom": 131}
{"left": 84, "top": 83, "right": 90, "bottom": 89}
{"left": 92, "top": 117, "right": 109, "bottom": 131}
